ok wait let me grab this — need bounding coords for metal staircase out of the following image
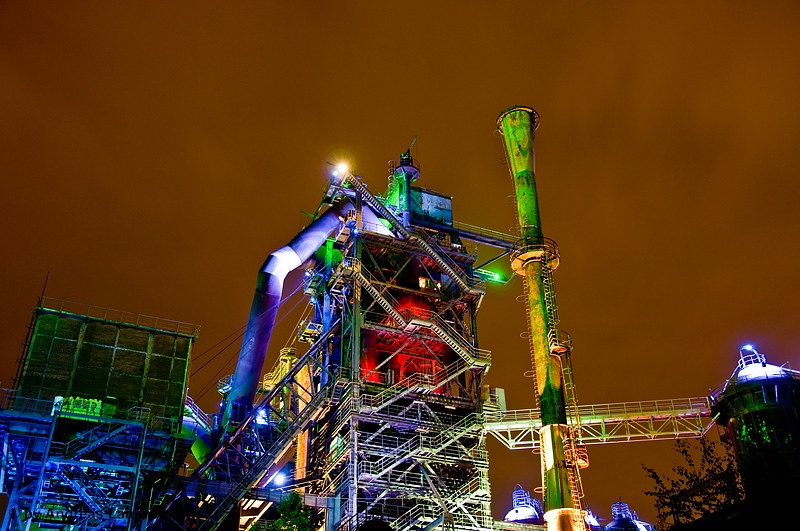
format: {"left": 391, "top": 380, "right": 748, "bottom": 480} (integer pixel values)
{"left": 184, "top": 395, "right": 213, "bottom": 433}
{"left": 195, "top": 383, "right": 333, "bottom": 531}
{"left": 57, "top": 463, "right": 117, "bottom": 528}
{"left": 392, "top": 504, "right": 442, "bottom": 531}
{"left": 360, "top": 358, "right": 472, "bottom": 413}
{"left": 341, "top": 175, "right": 472, "bottom": 294}
{"left": 342, "top": 257, "right": 489, "bottom": 370}
{"left": 357, "top": 413, "right": 484, "bottom": 483}
{"left": 339, "top": 257, "right": 488, "bottom": 416}
{"left": 341, "top": 259, "right": 407, "bottom": 327}
{"left": 149, "top": 321, "right": 341, "bottom": 530}
{"left": 407, "top": 316, "right": 491, "bottom": 369}
{"left": 62, "top": 422, "right": 130, "bottom": 459}
{"left": 357, "top": 437, "right": 420, "bottom": 481}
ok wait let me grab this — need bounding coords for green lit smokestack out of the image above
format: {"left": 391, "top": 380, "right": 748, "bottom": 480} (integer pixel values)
{"left": 497, "top": 106, "right": 582, "bottom": 530}
{"left": 497, "top": 107, "right": 565, "bottom": 425}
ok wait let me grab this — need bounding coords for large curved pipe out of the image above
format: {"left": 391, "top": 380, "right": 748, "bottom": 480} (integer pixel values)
{"left": 182, "top": 415, "right": 214, "bottom": 464}
{"left": 223, "top": 197, "right": 392, "bottom": 428}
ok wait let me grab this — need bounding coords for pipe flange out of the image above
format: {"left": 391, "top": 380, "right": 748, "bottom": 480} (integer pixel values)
{"left": 510, "top": 239, "right": 560, "bottom": 275}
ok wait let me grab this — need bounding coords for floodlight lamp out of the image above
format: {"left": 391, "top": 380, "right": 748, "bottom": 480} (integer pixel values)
{"left": 337, "top": 162, "right": 348, "bottom": 174}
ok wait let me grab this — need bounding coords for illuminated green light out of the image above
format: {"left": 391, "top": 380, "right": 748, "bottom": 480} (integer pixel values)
{"left": 475, "top": 268, "right": 508, "bottom": 284}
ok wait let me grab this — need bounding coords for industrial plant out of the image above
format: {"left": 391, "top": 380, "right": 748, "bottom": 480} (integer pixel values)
{"left": 1, "top": 107, "right": 797, "bottom": 531}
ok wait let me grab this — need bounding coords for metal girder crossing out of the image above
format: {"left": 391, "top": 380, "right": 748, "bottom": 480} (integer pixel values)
{"left": 195, "top": 386, "right": 332, "bottom": 531}
{"left": 484, "top": 397, "right": 713, "bottom": 450}
{"left": 342, "top": 260, "right": 407, "bottom": 328}
{"left": 63, "top": 422, "right": 129, "bottom": 459}
{"left": 149, "top": 322, "right": 340, "bottom": 530}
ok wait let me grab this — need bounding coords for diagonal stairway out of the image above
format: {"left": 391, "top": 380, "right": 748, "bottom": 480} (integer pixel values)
{"left": 149, "top": 322, "right": 341, "bottom": 530}
{"left": 195, "top": 383, "right": 333, "bottom": 531}
{"left": 360, "top": 358, "right": 472, "bottom": 413}
{"left": 342, "top": 175, "right": 472, "bottom": 295}
{"left": 57, "top": 464, "right": 114, "bottom": 515}
{"left": 63, "top": 422, "right": 129, "bottom": 459}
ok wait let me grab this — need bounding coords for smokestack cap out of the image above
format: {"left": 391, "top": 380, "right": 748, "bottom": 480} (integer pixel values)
{"left": 497, "top": 106, "right": 540, "bottom": 132}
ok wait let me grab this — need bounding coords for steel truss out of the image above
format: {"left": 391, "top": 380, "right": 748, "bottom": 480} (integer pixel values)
{"left": 149, "top": 321, "right": 341, "bottom": 530}
{"left": 312, "top": 213, "right": 494, "bottom": 531}
{"left": 484, "top": 397, "right": 713, "bottom": 450}
{"left": 151, "top": 173, "right": 501, "bottom": 530}
{"left": 0, "top": 393, "right": 186, "bottom": 531}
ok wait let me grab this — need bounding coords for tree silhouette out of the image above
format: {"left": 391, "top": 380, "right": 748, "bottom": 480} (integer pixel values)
{"left": 642, "top": 438, "right": 743, "bottom": 529}
{"left": 266, "top": 492, "right": 313, "bottom": 531}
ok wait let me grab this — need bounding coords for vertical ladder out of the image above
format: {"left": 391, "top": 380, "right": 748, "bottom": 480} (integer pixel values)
{"left": 520, "top": 279, "right": 541, "bottom": 408}
{"left": 559, "top": 353, "right": 580, "bottom": 425}
{"left": 541, "top": 264, "right": 560, "bottom": 326}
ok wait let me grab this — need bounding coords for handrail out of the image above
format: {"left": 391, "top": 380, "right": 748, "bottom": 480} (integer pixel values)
{"left": 38, "top": 296, "right": 200, "bottom": 337}
{"left": 184, "top": 396, "right": 212, "bottom": 433}
{"left": 342, "top": 258, "right": 408, "bottom": 328}
{"left": 0, "top": 390, "right": 56, "bottom": 416}
{"left": 485, "top": 397, "right": 712, "bottom": 426}
{"left": 63, "top": 422, "right": 129, "bottom": 458}
{"left": 510, "top": 237, "right": 561, "bottom": 273}
{"left": 399, "top": 307, "right": 491, "bottom": 366}
{"left": 357, "top": 421, "right": 486, "bottom": 486}
{"left": 342, "top": 174, "right": 472, "bottom": 294}
{"left": 450, "top": 219, "right": 521, "bottom": 247}
{"left": 360, "top": 357, "right": 472, "bottom": 412}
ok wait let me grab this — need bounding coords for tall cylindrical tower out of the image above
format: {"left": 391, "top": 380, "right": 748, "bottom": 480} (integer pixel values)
{"left": 711, "top": 345, "right": 800, "bottom": 502}
{"left": 497, "top": 106, "right": 582, "bottom": 530}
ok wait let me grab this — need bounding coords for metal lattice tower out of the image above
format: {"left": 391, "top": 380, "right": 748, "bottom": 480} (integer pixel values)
{"left": 301, "top": 159, "right": 500, "bottom": 531}
{"left": 0, "top": 299, "right": 199, "bottom": 531}
{"left": 0, "top": 110, "right": 731, "bottom": 531}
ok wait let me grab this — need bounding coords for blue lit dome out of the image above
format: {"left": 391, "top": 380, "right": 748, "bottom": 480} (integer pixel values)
{"left": 710, "top": 344, "right": 800, "bottom": 503}
{"left": 585, "top": 508, "right": 602, "bottom": 530}
{"left": 604, "top": 500, "right": 650, "bottom": 531}
{"left": 604, "top": 519, "right": 638, "bottom": 531}
{"left": 725, "top": 345, "right": 793, "bottom": 388}
{"left": 503, "top": 484, "right": 543, "bottom": 524}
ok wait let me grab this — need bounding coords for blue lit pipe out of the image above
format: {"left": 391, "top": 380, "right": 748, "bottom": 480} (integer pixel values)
{"left": 222, "top": 198, "right": 391, "bottom": 429}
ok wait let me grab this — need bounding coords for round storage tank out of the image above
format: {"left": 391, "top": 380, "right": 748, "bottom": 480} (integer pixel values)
{"left": 711, "top": 345, "right": 800, "bottom": 501}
